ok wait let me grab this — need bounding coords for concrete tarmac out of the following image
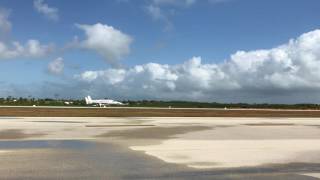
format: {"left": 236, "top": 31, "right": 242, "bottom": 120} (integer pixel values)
{"left": 0, "top": 117, "right": 320, "bottom": 179}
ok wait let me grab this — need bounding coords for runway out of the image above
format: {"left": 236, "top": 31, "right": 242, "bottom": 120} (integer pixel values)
{"left": 2, "top": 106, "right": 320, "bottom": 117}
{"left": 0, "top": 117, "right": 320, "bottom": 179}
{"left": 3, "top": 105, "right": 320, "bottom": 111}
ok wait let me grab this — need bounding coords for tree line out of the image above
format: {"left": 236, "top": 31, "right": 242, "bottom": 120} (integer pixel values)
{"left": 1, "top": 96, "right": 320, "bottom": 109}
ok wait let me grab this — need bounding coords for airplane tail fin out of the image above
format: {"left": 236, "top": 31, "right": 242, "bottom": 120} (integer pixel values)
{"left": 85, "top": 96, "right": 92, "bottom": 104}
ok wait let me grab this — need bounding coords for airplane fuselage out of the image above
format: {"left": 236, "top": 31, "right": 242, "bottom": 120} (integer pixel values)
{"left": 85, "top": 96, "right": 124, "bottom": 106}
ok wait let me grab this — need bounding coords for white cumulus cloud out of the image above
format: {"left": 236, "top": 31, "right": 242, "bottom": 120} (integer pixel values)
{"left": 0, "top": 39, "right": 54, "bottom": 59}
{"left": 33, "top": 0, "right": 59, "bottom": 21}
{"left": 208, "top": 0, "right": 232, "bottom": 4}
{"left": 145, "top": 0, "right": 195, "bottom": 31}
{"left": 0, "top": 8, "right": 54, "bottom": 59}
{"left": 146, "top": 4, "right": 166, "bottom": 20}
{"left": 145, "top": 4, "right": 173, "bottom": 31}
{"left": 75, "top": 23, "right": 133, "bottom": 66}
{"left": 0, "top": 8, "right": 11, "bottom": 34}
{"left": 48, "top": 57, "right": 64, "bottom": 75}
{"left": 152, "top": 0, "right": 196, "bottom": 7}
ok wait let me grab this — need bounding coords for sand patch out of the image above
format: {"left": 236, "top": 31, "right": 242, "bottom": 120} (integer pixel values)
{"left": 301, "top": 173, "right": 320, "bottom": 179}
{"left": 0, "top": 150, "right": 10, "bottom": 153}
{"left": 131, "top": 139, "right": 320, "bottom": 169}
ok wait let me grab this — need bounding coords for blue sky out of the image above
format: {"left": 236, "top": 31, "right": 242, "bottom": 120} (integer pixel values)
{"left": 1, "top": 0, "right": 320, "bottom": 103}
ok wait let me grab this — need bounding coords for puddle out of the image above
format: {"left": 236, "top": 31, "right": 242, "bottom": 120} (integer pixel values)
{"left": 86, "top": 124, "right": 155, "bottom": 127}
{"left": 305, "top": 125, "right": 320, "bottom": 128}
{"left": 243, "top": 123, "right": 295, "bottom": 126}
{"left": 0, "top": 129, "right": 46, "bottom": 139}
{"left": 0, "top": 140, "right": 94, "bottom": 150}
{"left": 27, "top": 121, "right": 86, "bottom": 123}
{"left": 99, "top": 126, "right": 211, "bottom": 139}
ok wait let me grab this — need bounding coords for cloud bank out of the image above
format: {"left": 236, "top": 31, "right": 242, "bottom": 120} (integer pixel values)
{"left": 73, "top": 29, "right": 320, "bottom": 103}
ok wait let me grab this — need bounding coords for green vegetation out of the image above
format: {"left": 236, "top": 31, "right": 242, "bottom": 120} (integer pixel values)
{"left": 0, "top": 96, "right": 320, "bottom": 109}
{"left": 0, "top": 96, "right": 86, "bottom": 106}
{"left": 124, "top": 100, "right": 320, "bottom": 109}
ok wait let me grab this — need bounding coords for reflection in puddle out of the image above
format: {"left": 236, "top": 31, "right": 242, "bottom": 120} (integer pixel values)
{"left": 0, "top": 117, "right": 23, "bottom": 119}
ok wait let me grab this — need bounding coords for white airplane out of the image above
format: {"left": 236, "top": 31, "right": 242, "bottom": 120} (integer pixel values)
{"left": 85, "top": 96, "right": 124, "bottom": 107}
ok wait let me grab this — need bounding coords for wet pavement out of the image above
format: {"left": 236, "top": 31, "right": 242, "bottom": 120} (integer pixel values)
{"left": 0, "top": 140, "right": 319, "bottom": 179}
